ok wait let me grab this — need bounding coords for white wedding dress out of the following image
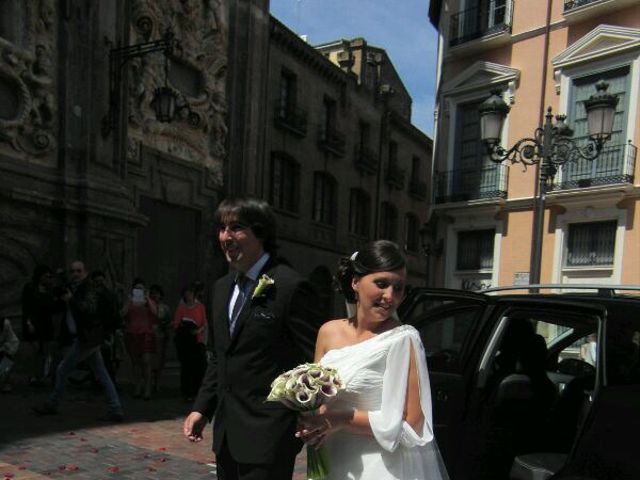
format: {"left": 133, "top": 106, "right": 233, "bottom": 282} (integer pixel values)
{"left": 319, "top": 324, "right": 449, "bottom": 480}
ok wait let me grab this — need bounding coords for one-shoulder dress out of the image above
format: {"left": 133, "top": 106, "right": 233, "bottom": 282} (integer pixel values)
{"left": 319, "top": 324, "right": 449, "bottom": 480}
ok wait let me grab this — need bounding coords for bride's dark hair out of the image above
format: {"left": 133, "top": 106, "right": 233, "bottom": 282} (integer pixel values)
{"left": 335, "top": 240, "right": 406, "bottom": 303}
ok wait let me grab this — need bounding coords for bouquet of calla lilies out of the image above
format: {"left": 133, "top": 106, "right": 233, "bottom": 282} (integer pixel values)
{"left": 267, "top": 363, "right": 345, "bottom": 480}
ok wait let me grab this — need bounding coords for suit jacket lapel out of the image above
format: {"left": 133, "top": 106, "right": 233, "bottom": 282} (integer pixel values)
{"left": 227, "top": 257, "right": 278, "bottom": 350}
{"left": 216, "top": 274, "right": 235, "bottom": 350}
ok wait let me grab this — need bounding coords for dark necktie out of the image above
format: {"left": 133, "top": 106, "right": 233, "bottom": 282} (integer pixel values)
{"left": 229, "top": 275, "right": 249, "bottom": 335}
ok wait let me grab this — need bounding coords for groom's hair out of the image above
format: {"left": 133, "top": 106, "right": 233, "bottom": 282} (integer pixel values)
{"left": 215, "top": 197, "right": 277, "bottom": 253}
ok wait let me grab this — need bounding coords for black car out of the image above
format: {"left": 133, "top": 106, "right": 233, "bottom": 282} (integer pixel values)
{"left": 399, "top": 285, "right": 640, "bottom": 480}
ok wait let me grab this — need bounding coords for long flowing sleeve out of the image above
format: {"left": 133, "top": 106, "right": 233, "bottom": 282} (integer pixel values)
{"left": 368, "top": 327, "right": 435, "bottom": 452}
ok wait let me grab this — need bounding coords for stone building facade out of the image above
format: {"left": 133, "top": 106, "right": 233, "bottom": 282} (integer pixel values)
{"left": 0, "top": 1, "right": 430, "bottom": 320}
{"left": 260, "top": 20, "right": 433, "bottom": 315}
{"left": 0, "top": 0, "right": 264, "bottom": 313}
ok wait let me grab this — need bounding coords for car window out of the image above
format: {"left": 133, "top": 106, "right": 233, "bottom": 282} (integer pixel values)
{"left": 537, "top": 321, "right": 597, "bottom": 364}
{"left": 402, "top": 297, "right": 483, "bottom": 373}
{"left": 606, "top": 315, "right": 640, "bottom": 386}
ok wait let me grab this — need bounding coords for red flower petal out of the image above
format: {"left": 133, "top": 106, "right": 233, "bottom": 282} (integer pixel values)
{"left": 3, "top": 473, "right": 14, "bottom": 479}
{"left": 67, "top": 464, "right": 79, "bottom": 472}
{"left": 158, "top": 447, "right": 167, "bottom": 451}
{"left": 107, "top": 466, "right": 120, "bottom": 473}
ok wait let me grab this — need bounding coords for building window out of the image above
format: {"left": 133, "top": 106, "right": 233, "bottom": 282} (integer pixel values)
{"left": 456, "top": 229, "right": 494, "bottom": 270}
{"left": 322, "top": 96, "right": 337, "bottom": 137}
{"left": 560, "top": 66, "right": 631, "bottom": 186}
{"left": 278, "top": 69, "right": 297, "bottom": 116}
{"left": 405, "top": 213, "right": 420, "bottom": 253}
{"left": 566, "top": 221, "right": 616, "bottom": 267}
{"left": 270, "top": 152, "right": 299, "bottom": 213}
{"left": 359, "top": 121, "right": 371, "bottom": 150}
{"left": 454, "top": 99, "right": 490, "bottom": 170}
{"left": 411, "top": 156, "right": 421, "bottom": 181}
{"left": 349, "top": 189, "right": 370, "bottom": 237}
{"left": 379, "top": 202, "right": 398, "bottom": 241}
{"left": 388, "top": 140, "right": 398, "bottom": 167}
{"left": 312, "top": 172, "right": 336, "bottom": 225}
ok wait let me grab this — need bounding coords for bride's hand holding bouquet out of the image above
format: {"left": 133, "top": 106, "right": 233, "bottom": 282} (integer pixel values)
{"left": 267, "top": 363, "right": 345, "bottom": 480}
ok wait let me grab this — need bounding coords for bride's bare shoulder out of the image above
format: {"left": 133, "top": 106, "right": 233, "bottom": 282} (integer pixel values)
{"left": 318, "top": 318, "right": 352, "bottom": 343}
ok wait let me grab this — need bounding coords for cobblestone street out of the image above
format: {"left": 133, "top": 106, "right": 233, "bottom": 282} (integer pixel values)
{"left": 0, "top": 379, "right": 307, "bottom": 480}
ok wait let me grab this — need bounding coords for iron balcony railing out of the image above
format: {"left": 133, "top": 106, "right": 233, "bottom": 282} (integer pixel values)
{"left": 274, "top": 102, "right": 308, "bottom": 137}
{"left": 354, "top": 145, "right": 379, "bottom": 175}
{"left": 449, "top": 0, "right": 512, "bottom": 47}
{"left": 318, "top": 125, "right": 346, "bottom": 157}
{"left": 385, "top": 164, "right": 406, "bottom": 190}
{"left": 434, "top": 164, "right": 508, "bottom": 204}
{"left": 564, "top": 0, "right": 601, "bottom": 11}
{"left": 550, "top": 142, "right": 637, "bottom": 191}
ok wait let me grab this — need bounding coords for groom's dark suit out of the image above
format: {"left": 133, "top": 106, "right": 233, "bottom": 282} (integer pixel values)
{"left": 193, "top": 256, "right": 323, "bottom": 467}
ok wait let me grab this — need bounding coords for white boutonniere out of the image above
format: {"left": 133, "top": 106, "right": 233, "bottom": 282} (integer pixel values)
{"left": 252, "top": 274, "right": 275, "bottom": 299}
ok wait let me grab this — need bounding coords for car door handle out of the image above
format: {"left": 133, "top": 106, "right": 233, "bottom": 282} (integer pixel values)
{"left": 436, "top": 390, "right": 449, "bottom": 402}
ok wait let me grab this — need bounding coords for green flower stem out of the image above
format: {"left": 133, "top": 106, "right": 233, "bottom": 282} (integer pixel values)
{"left": 307, "top": 445, "right": 329, "bottom": 480}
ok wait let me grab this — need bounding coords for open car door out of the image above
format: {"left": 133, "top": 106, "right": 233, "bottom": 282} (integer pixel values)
{"left": 398, "top": 288, "right": 492, "bottom": 472}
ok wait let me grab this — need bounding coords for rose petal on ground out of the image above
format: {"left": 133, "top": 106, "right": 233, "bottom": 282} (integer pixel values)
{"left": 107, "top": 466, "right": 119, "bottom": 473}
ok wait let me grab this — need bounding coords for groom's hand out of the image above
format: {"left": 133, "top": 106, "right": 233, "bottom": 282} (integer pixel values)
{"left": 184, "top": 411, "right": 208, "bottom": 442}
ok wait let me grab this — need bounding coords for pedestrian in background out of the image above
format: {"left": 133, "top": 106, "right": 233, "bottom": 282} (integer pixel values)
{"left": 173, "top": 284, "right": 207, "bottom": 401}
{"left": 91, "top": 270, "right": 123, "bottom": 387}
{"left": 121, "top": 278, "right": 157, "bottom": 400}
{"left": 33, "top": 260, "right": 124, "bottom": 421}
{"left": 21, "top": 265, "right": 58, "bottom": 385}
{"left": 149, "top": 284, "right": 171, "bottom": 393}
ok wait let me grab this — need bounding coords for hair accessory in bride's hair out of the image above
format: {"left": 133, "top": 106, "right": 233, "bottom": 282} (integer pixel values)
{"left": 350, "top": 251, "right": 359, "bottom": 262}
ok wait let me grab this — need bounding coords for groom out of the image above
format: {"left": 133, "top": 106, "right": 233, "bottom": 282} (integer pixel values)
{"left": 183, "top": 197, "right": 324, "bottom": 480}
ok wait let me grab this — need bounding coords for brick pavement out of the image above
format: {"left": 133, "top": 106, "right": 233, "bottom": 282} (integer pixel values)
{"left": 0, "top": 381, "right": 308, "bottom": 480}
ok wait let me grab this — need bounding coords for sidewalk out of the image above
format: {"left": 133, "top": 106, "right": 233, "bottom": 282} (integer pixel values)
{"left": 0, "top": 378, "right": 308, "bottom": 479}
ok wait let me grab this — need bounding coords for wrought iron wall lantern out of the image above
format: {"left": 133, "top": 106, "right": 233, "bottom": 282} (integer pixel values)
{"left": 478, "top": 80, "right": 619, "bottom": 284}
{"left": 102, "top": 28, "right": 195, "bottom": 137}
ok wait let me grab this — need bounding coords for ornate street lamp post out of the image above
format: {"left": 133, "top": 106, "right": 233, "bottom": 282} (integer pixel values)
{"left": 479, "top": 80, "right": 618, "bottom": 285}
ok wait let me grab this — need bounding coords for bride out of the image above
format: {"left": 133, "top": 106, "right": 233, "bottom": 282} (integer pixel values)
{"left": 297, "top": 240, "right": 449, "bottom": 480}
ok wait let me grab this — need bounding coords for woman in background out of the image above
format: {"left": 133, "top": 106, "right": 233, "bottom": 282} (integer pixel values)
{"left": 121, "top": 278, "right": 157, "bottom": 400}
{"left": 173, "top": 284, "right": 207, "bottom": 402}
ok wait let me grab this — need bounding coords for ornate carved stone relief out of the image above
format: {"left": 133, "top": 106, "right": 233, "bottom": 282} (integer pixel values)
{"left": 127, "top": 0, "right": 227, "bottom": 189}
{"left": 0, "top": 0, "right": 57, "bottom": 160}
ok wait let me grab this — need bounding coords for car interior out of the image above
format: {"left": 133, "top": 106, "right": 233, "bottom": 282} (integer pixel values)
{"left": 403, "top": 288, "right": 640, "bottom": 480}
{"left": 490, "top": 311, "right": 600, "bottom": 480}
